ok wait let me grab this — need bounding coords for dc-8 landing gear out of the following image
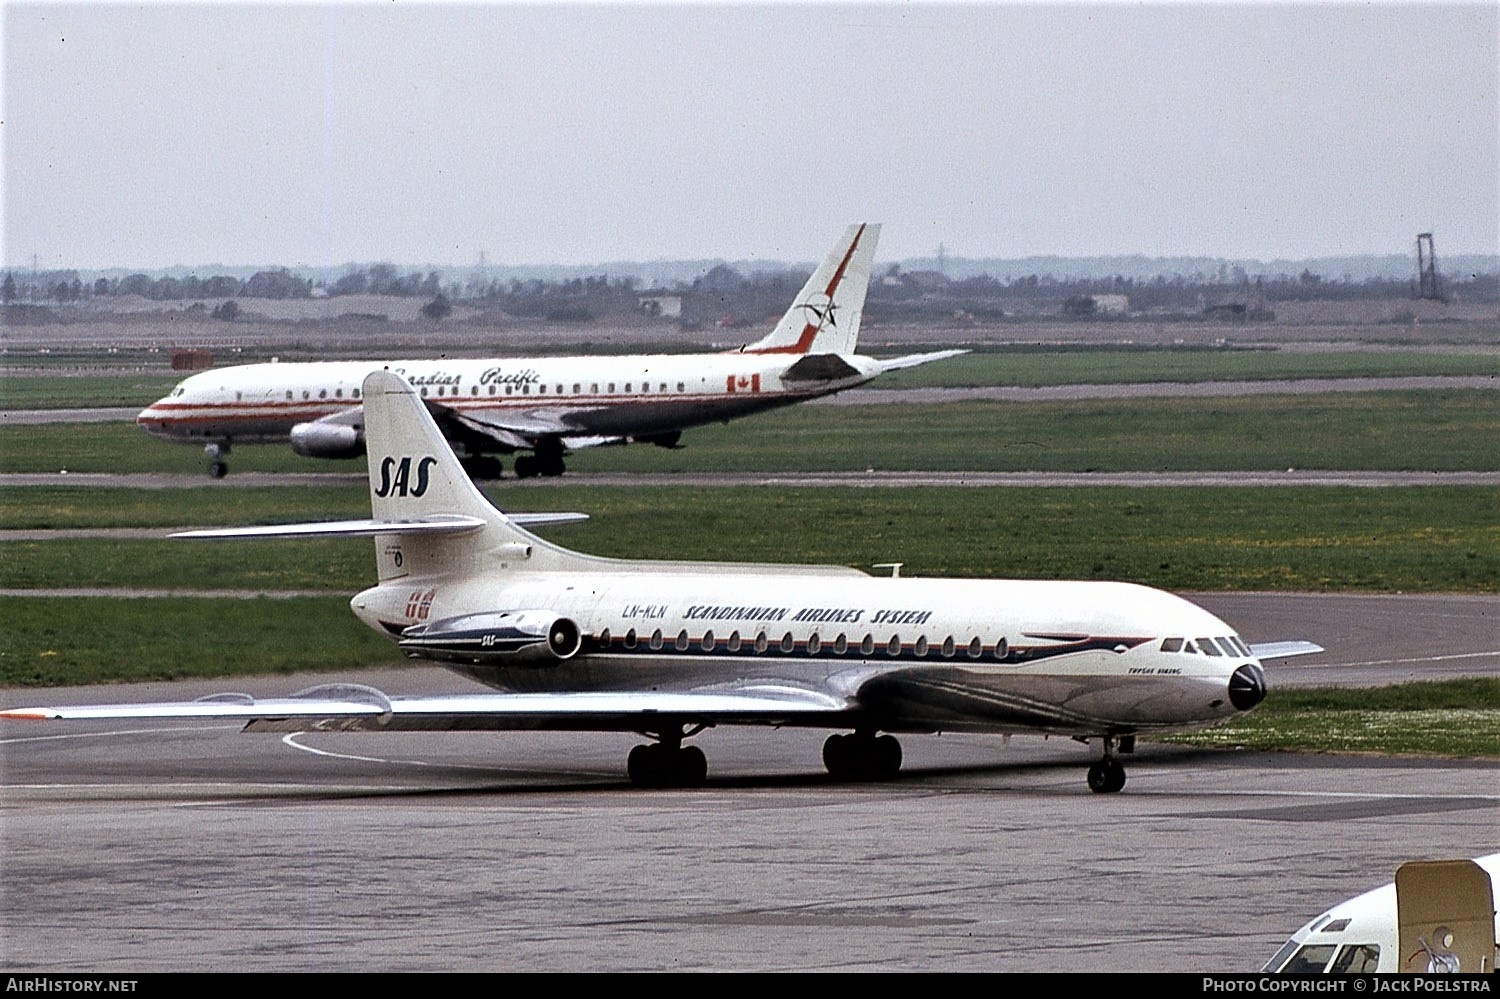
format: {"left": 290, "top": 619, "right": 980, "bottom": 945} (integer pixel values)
{"left": 626, "top": 726, "right": 708, "bottom": 788}
{"left": 204, "top": 442, "right": 229, "bottom": 478}
{"left": 1085, "top": 733, "right": 1134, "bottom": 793}
{"left": 822, "top": 730, "right": 903, "bottom": 781}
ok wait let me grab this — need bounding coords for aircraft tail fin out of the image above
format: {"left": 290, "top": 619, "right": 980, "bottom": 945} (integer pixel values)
{"left": 740, "top": 223, "right": 880, "bottom": 356}
{"left": 361, "top": 369, "right": 590, "bottom": 580}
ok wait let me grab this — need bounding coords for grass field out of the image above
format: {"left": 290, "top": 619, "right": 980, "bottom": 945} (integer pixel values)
{"left": 3, "top": 390, "right": 1498, "bottom": 474}
{"left": 3, "top": 485, "right": 1496, "bottom": 593}
{"left": 3, "top": 348, "right": 1498, "bottom": 408}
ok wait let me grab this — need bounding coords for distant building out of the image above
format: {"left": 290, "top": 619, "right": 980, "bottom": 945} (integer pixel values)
{"left": 637, "top": 293, "right": 682, "bottom": 318}
{"left": 1090, "top": 294, "right": 1129, "bottom": 314}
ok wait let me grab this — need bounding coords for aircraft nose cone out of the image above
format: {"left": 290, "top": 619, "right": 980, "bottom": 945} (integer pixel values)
{"left": 1229, "top": 662, "right": 1267, "bottom": 711}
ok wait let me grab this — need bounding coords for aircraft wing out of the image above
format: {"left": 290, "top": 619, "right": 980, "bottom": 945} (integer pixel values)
{"left": 872, "top": 348, "right": 969, "bottom": 373}
{"left": 437, "top": 406, "right": 626, "bottom": 452}
{"left": 0, "top": 682, "right": 856, "bottom": 732}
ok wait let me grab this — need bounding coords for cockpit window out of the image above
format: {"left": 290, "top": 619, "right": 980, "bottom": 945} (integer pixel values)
{"left": 1198, "top": 638, "right": 1224, "bottom": 656}
{"left": 1277, "top": 944, "right": 1335, "bottom": 973}
{"left": 1329, "top": 945, "right": 1379, "bottom": 973}
{"left": 1160, "top": 637, "right": 1183, "bottom": 653}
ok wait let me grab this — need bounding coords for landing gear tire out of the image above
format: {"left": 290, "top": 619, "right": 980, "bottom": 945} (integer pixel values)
{"left": 461, "top": 456, "right": 504, "bottom": 480}
{"left": 627, "top": 743, "right": 708, "bottom": 788}
{"left": 1087, "top": 757, "right": 1126, "bottom": 794}
{"left": 208, "top": 461, "right": 228, "bottom": 479}
{"left": 822, "top": 732, "right": 902, "bottom": 781}
{"left": 513, "top": 455, "right": 538, "bottom": 479}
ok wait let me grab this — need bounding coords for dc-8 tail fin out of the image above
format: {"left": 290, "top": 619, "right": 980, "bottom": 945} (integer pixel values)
{"left": 740, "top": 223, "right": 880, "bottom": 356}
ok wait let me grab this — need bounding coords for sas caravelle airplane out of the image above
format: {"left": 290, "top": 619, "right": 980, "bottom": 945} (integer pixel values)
{"left": 138, "top": 223, "right": 963, "bottom": 479}
{"left": 6, "top": 370, "right": 1324, "bottom": 791}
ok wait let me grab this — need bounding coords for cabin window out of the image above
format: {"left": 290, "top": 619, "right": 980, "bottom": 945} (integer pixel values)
{"left": 677, "top": 382, "right": 685, "bottom": 392}
{"left": 913, "top": 636, "right": 928, "bottom": 657}
{"left": 572, "top": 384, "right": 581, "bottom": 394}
{"left": 235, "top": 392, "right": 242, "bottom": 401}
{"left": 419, "top": 387, "right": 427, "bottom": 397}
{"left": 624, "top": 629, "right": 637, "bottom": 649}
{"left": 591, "top": 383, "right": 599, "bottom": 394}
{"left": 887, "top": 635, "right": 902, "bottom": 656}
{"left": 675, "top": 630, "right": 689, "bottom": 651}
{"left": 506, "top": 386, "right": 513, "bottom": 396}
{"left": 659, "top": 383, "right": 667, "bottom": 392}
{"left": 941, "top": 637, "right": 956, "bottom": 658}
{"left": 833, "top": 634, "right": 847, "bottom": 654}
{"left": 319, "top": 389, "right": 327, "bottom": 399}
{"left": 967, "top": 637, "right": 983, "bottom": 659}
{"left": 754, "top": 631, "right": 768, "bottom": 654}
{"left": 303, "top": 390, "right": 311, "bottom": 400}
{"left": 352, "top": 389, "right": 360, "bottom": 399}
{"left": 860, "top": 634, "right": 875, "bottom": 656}
{"left": 471, "top": 386, "right": 478, "bottom": 396}
{"left": 726, "top": 630, "right": 742, "bottom": 652}
{"left": 598, "top": 628, "right": 611, "bottom": 646}
{"left": 538, "top": 384, "right": 546, "bottom": 394}
{"left": 336, "top": 388, "right": 344, "bottom": 398}
{"left": 807, "top": 633, "right": 821, "bottom": 654}
{"left": 488, "top": 385, "right": 496, "bottom": 395}
{"left": 780, "top": 632, "right": 795, "bottom": 654}
{"left": 994, "top": 638, "right": 1009, "bottom": 660}
{"left": 649, "top": 629, "right": 663, "bottom": 650}
{"left": 608, "top": 383, "right": 616, "bottom": 393}
{"left": 286, "top": 391, "right": 293, "bottom": 401}
{"left": 1161, "top": 638, "right": 1184, "bottom": 653}
{"left": 700, "top": 630, "right": 715, "bottom": 651}
{"left": 625, "top": 382, "right": 632, "bottom": 393}
{"left": 522, "top": 385, "right": 530, "bottom": 395}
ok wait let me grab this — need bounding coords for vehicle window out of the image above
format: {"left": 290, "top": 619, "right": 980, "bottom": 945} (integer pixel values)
{"left": 967, "top": 637, "right": 983, "bottom": 658}
{"left": 1161, "top": 637, "right": 1183, "bottom": 653}
{"left": 780, "top": 632, "right": 795, "bottom": 653}
{"left": 913, "top": 636, "right": 928, "bottom": 657}
{"left": 807, "top": 633, "right": 821, "bottom": 654}
{"left": 726, "top": 631, "right": 741, "bottom": 652}
{"left": 675, "top": 630, "right": 689, "bottom": 651}
{"left": 833, "top": 634, "right": 847, "bottom": 654}
{"left": 1197, "top": 638, "right": 1223, "bottom": 655}
{"left": 1329, "top": 945, "right": 1379, "bottom": 973}
{"left": 887, "top": 635, "right": 901, "bottom": 656}
{"left": 860, "top": 634, "right": 875, "bottom": 655}
{"left": 994, "top": 637, "right": 1009, "bottom": 660}
{"left": 1262, "top": 940, "right": 1300, "bottom": 973}
{"left": 701, "top": 630, "right": 714, "bottom": 651}
{"left": 941, "top": 637, "right": 955, "bottom": 658}
{"left": 1279, "top": 945, "right": 1336, "bottom": 973}
{"left": 649, "top": 629, "right": 663, "bottom": 650}
{"left": 754, "top": 631, "right": 768, "bottom": 653}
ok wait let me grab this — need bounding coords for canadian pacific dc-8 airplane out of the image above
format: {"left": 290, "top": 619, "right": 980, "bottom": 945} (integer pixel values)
{"left": 138, "top": 223, "right": 962, "bottom": 478}
{"left": 6, "top": 370, "right": 1323, "bottom": 791}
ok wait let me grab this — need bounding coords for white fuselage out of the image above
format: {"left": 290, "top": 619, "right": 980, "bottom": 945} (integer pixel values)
{"left": 137, "top": 353, "right": 878, "bottom": 447}
{"left": 351, "top": 567, "right": 1264, "bottom": 735}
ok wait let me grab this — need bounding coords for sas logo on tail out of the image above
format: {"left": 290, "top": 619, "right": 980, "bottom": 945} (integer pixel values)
{"left": 376, "top": 456, "right": 438, "bottom": 498}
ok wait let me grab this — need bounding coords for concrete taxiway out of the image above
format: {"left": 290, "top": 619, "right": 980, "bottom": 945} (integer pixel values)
{"left": 1, "top": 592, "right": 1495, "bottom": 973}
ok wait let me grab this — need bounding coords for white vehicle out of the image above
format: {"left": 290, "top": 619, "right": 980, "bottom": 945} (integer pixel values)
{"left": 7, "top": 370, "right": 1323, "bottom": 790}
{"left": 1263, "top": 854, "right": 1500, "bottom": 973}
{"left": 138, "top": 223, "right": 963, "bottom": 478}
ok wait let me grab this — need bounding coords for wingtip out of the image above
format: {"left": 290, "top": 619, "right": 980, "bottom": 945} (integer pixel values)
{"left": 1, "top": 708, "right": 59, "bottom": 720}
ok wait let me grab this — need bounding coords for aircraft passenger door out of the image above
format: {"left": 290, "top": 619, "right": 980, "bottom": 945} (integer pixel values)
{"left": 1395, "top": 859, "right": 1497, "bottom": 973}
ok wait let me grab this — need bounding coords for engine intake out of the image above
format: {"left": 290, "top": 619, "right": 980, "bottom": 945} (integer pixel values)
{"left": 398, "top": 611, "right": 582, "bottom": 665}
{"left": 290, "top": 421, "right": 365, "bottom": 459}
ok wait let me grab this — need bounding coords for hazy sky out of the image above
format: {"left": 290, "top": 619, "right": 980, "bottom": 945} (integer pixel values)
{"left": 4, "top": 1, "right": 1496, "bottom": 271}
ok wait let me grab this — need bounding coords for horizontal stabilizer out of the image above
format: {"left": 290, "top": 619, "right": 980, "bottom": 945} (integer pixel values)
{"left": 1248, "top": 641, "right": 1325, "bottom": 660}
{"left": 874, "top": 348, "right": 969, "bottom": 373}
{"left": 171, "top": 512, "right": 584, "bottom": 541}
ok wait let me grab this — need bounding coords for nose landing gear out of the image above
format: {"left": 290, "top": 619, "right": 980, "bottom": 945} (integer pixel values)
{"left": 205, "top": 442, "right": 229, "bottom": 478}
{"left": 1085, "top": 733, "right": 1134, "bottom": 793}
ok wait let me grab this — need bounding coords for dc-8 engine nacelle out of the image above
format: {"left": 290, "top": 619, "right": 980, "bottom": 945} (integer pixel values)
{"left": 290, "top": 421, "right": 365, "bottom": 459}
{"left": 398, "top": 611, "right": 583, "bottom": 665}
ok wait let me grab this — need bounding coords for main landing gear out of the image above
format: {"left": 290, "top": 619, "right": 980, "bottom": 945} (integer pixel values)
{"left": 204, "top": 442, "right": 229, "bottom": 478}
{"left": 627, "top": 727, "right": 709, "bottom": 788}
{"left": 822, "top": 730, "right": 903, "bottom": 781}
{"left": 460, "top": 456, "right": 505, "bottom": 480}
{"left": 1085, "top": 734, "right": 1134, "bottom": 794}
{"left": 512, "top": 438, "right": 566, "bottom": 479}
